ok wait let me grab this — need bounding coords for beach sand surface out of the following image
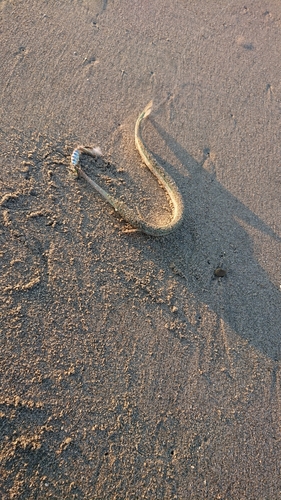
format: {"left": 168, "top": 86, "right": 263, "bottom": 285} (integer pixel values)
{"left": 1, "top": 0, "right": 281, "bottom": 498}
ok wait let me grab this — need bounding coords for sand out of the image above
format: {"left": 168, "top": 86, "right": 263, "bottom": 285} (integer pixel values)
{"left": 1, "top": 0, "right": 281, "bottom": 498}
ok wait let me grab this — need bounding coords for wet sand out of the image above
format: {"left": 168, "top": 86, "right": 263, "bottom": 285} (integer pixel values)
{"left": 1, "top": 0, "right": 281, "bottom": 498}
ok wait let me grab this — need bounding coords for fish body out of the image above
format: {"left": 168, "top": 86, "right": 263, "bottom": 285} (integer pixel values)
{"left": 70, "top": 102, "right": 184, "bottom": 236}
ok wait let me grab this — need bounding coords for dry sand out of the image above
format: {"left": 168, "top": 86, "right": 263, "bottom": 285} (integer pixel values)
{"left": 1, "top": 0, "right": 281, "bottom": 498}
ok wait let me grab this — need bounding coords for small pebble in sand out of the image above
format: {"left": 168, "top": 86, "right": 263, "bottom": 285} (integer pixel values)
{"left": 214, "top": 268, "right": 226, "bottom": 277}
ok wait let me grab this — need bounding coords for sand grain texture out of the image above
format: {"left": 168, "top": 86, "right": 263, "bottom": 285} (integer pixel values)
{"left": 1, "top": 0, "right": 281, "bottom": 498}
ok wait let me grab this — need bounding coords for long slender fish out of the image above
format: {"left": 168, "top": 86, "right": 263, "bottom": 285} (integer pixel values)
{"left": 70, "top": 101, "right": 184, "bottom": 236}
